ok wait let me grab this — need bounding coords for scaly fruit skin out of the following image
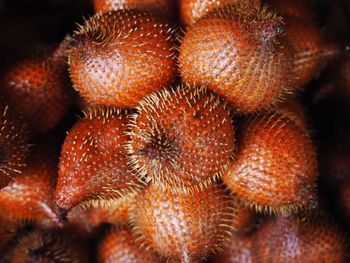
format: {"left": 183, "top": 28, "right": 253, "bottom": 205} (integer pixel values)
{"left": 55, "top": 108, "right": 143, "bottom": 212}
{"left": 0, "top": 99, "right": 28, "bottom": 189}
{"left": 66, "top": 194, "right": 136, "bottom": 238}
{"left": 97, "top": 227, "right": 160, "bottom": 263}
{"left": 129, "top": 183, "right": 237, "bottom": 262}
{"left": 0, "top": 149, "right": 59, "bottom": 228}
{"left": 212, "top": 232, "right": 256, "bottom": 263}
{"left": 2, "top": 229, "right": 88, "bottom": 263}
{"left": 179, "top": 0, "right": 261, "bottom": 26}
{"left": 0, "top": 38, "right": 74, "bottom": 134}
{"left": 265, "top": 0, "right": 314, "bottom": 21}
{"left": 222, "top": 113, "right": 318, "bottom": 214}
{"left": 254, "top": 213, "right": 349, "bottom": 263}
{"left": 285, "top": 16, "right": 339, "bottom": 90}
{"left": 93, "top": 0, "right": 176, "bottom": 21}
{"left": 127, "top": 86, "right": 235, "bottom": 192}
{"left": 68, "top": 10, "right": 177, "bottom": 108}
{"left": 179, "top": 3, "right": 294, "bottom": 113}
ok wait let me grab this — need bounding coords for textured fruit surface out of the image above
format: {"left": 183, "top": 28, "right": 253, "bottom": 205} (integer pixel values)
{"left": 213, "top": 232, "right": 256, "bottom": 263}
{"left": 3, "top": 229, "right": 88, "bottom": 263}
{"left": 129, "top": 183, "right": 237, "bottom": 262}
{"left": 69, "top": 10, "right": 177, "bottom": 108}
{"left": 97, "top": 227, "right": 160, "bottom": 263}
{"left": 0, "top": 99, "right": 28, "bottom": 189}
{"left": 222, "top": 113, "right": 318, "bottom": 213}
{"left": 66, "top": 193, "right": 136, "bottom": 238}
{"left": 127, "top": 86, "right": 234, "bottom": 191}
{"left": 254, "top": 213, "right": 349, "bottom": 262}
{"left": 94, "top": 0, "right": 176, "bottom": 20}
{"left": 55, "top": 108, "right": 143, "bottom": 212}
{"left": 179, "top": 0, "right": 260, "bottom": 26}
{"left": 0, "top": 149, "right": 59, "bottom": 228}
{"left": 265, "top": 0, "right": 313, "bottom": 21}
{"left": 179, "top": 3, "right": 294, "bottom": 113}
{"left": 285, "top": 16, "right": 338, "bottom": 90}
{"left": 0, "top": 39, "right": 74, "bottom": 134}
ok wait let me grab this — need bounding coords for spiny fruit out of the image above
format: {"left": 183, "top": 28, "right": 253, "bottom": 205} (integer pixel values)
{"left": 66, "top": 193, "right": 136, "bottom": 238}
{"left": 0, "top": 146, "right": 59, "bottom": 228}
{"left": 285, "top": 16, "right": 339, "bottom": 90}
{"left": 93, "top": 0, "right": 176, "bottom": 21}
{"left": 212, "top": 231, "right": 256, "bottom": 263}
{"left": 55, "top": 108, "right": 143, "bottom": 213}
{"left": 2, "top": 229, "right": 88, "bottom": 263}
{"left": 129, "top": 183, "right": 238, "bottom": 262}
{"left": 254, "top": 213, "right": 349, "bottom": 262}
{"left": 179, "top": 0, "right": 261, "bottom": 27}
{"left": 222, "top": 113, "right": 318, "bottom": 214}
{"left": 127, "top": 86, "right": 235, "bottom": 192}
{"left": 265, "top": 0, "right": 314, "bottom": 21}
{"left": 179, "top": 3, "right": 294, "bottom": 113}
{"left": 0, "top": 37, "right": 74, "bottom": 134}
{"left": 97, "top": 226, "right": 160, "bottom": 263}
{"left": 0, "top": 99, "right": 28, "bottom": 189}
{"left": 68, "top": 10, "right": 178, "bottom": 108}
{"left": 271, "top": 95, "right": 308, "bottom": 132}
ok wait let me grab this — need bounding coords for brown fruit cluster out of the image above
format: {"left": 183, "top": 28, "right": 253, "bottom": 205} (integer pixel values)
{"left": 0, "top": 0, "right": 349, "bottom": 262}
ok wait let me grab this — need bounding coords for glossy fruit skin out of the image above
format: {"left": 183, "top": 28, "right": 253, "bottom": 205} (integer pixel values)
{"left": 0, "top": 39, "right": 74, "bottom": 134}
{"left": 2, "top": 229, "right": 88, "bottom": 263}
{"left": 179, "top": 0, "right": 260, "bottom": 26}
{"left": 222, "top": 113, "right": 318, "bottom": 214}
{"left": 55, "top": 108, "right": 143, "bottom": 212}
{"left": 179, "top": 4, "right": 294, "bottom": 113}
{"left": 265, "top": 0, "right": 314, "bottom": 21}
{"left": 68, "top": 10, "right": 177, "bottom": 108}
{"left": 129, "top": 183, "right": 237, "bottom": 262}
{"left": 97, "top": 227, "right": 160, "bottom": 263}
{"left": 0, "top": 99, "right": 28, "bottom": 189}
{"left": 127, "top": 86, "right": 235, "bottom": 192}
{"left": 93, "top": 0, "right": 176, "bottom": 21}
{"left": 254, "top": 213, "right": 349, "bottom": 263}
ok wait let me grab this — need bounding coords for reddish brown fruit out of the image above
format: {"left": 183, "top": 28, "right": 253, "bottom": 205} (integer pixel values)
{"left": 66, "top": 194, "right": 136, "bottom": 238}
{"left": 213, "top": 232, "right": 256, "bottom": 263}
{"left": 93, "top": 0, "right": 176, "bottom": 21}
{"left": 129, "top": 183, "right": 238, "bottom": 262}
{"left": 3, "top": 229, "right": 88, "bottom": 263}
{"left": 179, "top": 3, "right": 294, "bottom": 113}
{"left": 127, "top": 86, "right": 235, "bottom": 192}
{"left": 285, "top": 17, "right": 339, "bottom": 90}
{"left": 254, "top": 213, "right": 349, "bottom": 262}
{"left": 222, "top": 113, "right": 318, "bottom": 214}
{"left": 55, "top": 108, "right": 143, "bottom": 213}
{"left": 0, "top": 148, "right": 59, "bottom": 228}
{"left": 97, "top": 227, "right": 160, "bottom": 263}
{"left": 265, "top": 0, "right": 314, "bottom": 21}
{"left": 0, "top": 100, "right": 28, "bottom": 189}
{"left": 0, "top": 37, "right": 74, "bottom": 134}
{"left": 68, "top": 10, "right": 178, "bottom": 108}
{"left": 179, "top": 0, "right": 261, "bottom": 26}
{"left": 271, "top": 95, "right": 308, "bottom": 132}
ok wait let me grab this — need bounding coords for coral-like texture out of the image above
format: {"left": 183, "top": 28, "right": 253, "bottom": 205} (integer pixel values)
{"left": 223, "top": 113, "right": 318, "bottom": 213}
{"left": 55, "top": 108, "right": 143, "bottom": 212}
{"left": 127, "top": 86, "right": 234, "bottom": 191}
{"left": 129, "top": 183, "right": 237, "bottom": 262}
{"left": 69, "top": 10, "right": 177, "bottom": 108}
